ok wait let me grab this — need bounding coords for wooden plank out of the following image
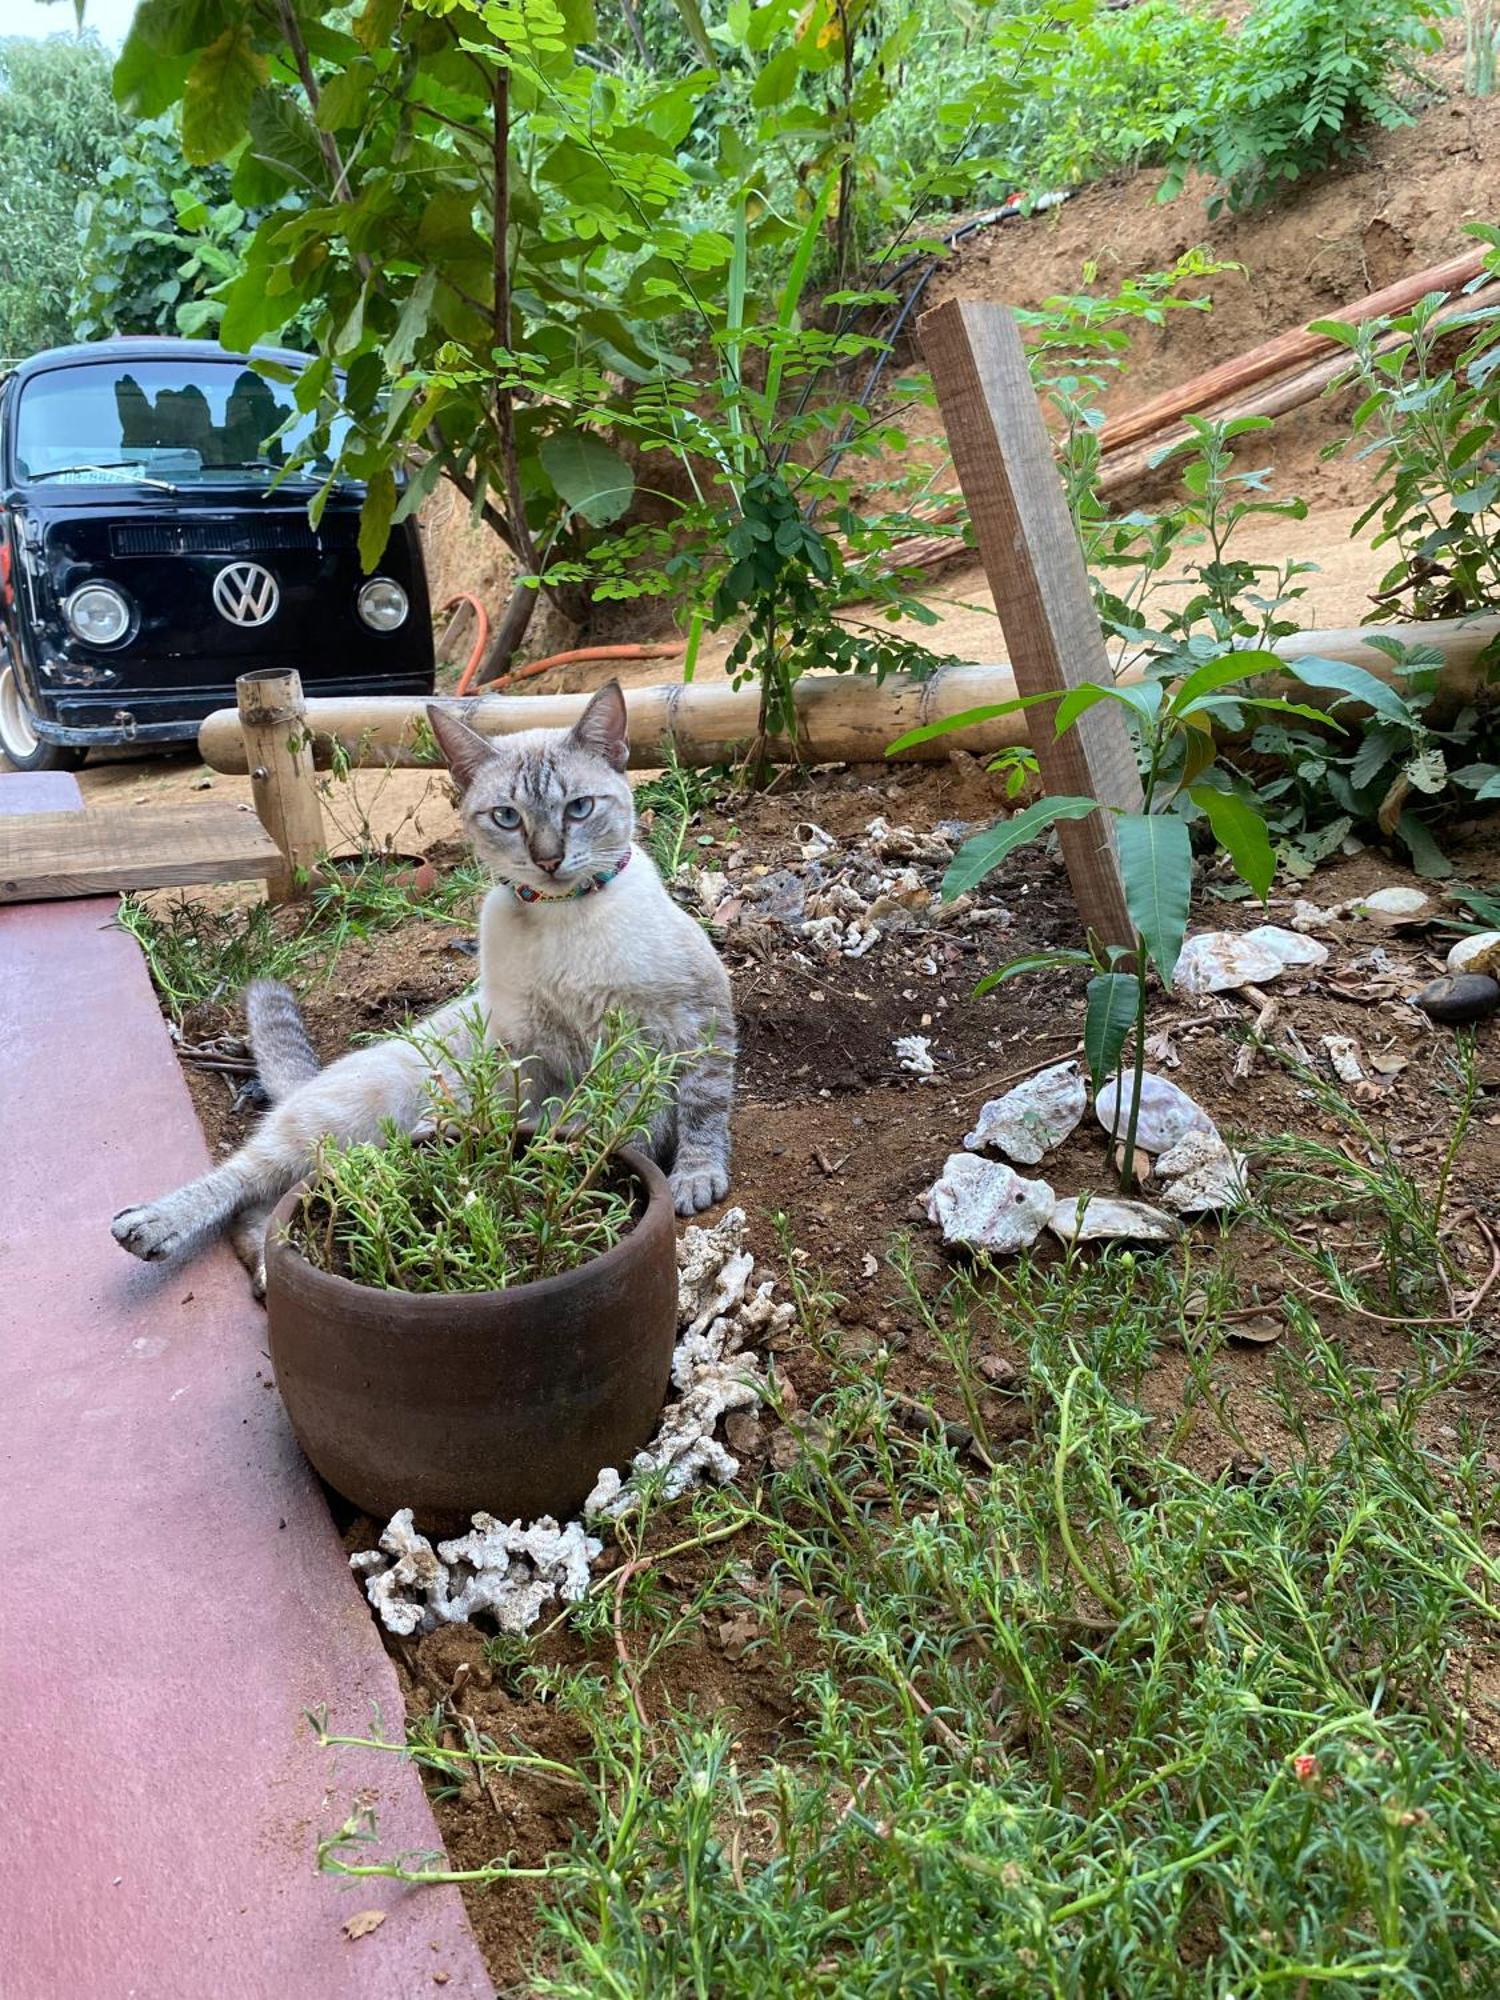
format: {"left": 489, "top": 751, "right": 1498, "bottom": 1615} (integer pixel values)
{"left": 0, "top": 802, "right": 281, "bottom": 903}
{"left": 919, "top": 297, "right": 1142, "bottom": 948}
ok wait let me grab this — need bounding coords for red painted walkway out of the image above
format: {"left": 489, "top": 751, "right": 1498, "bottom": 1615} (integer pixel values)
{"left": 0, "top": 773, "right": 492, "bottom": 1999}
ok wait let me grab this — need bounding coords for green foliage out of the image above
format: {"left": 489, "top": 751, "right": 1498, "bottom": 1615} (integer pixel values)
{"left": 72, "top": 116, "right": 268, "bottom": 340}
{"left": 316, "top": 1213, "right": 1500, "bottom": 1992}
{"left": 898, "top": 411, "right": 1424, "bottom": 1184}
{"left": 1028, "top": 0, "right": 1230, "bottom": 189}
{"left": 116, "top": 855, "right": 485, "bottom": 1022}
{"left": 0, "top": 34, "right": 126, "bottom": 357}
{"left": 1318, "top": 229, "right": 1500, "bottom": 620}
{"left": 291, "top": 1012, "right": 677, "bottom": 1292}
{"left": 1158, "top": 0, "right": 1450, "bottom": 213}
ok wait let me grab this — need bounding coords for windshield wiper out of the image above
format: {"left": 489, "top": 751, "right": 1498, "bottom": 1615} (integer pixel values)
{"left": 33, "top": 463, "right": 179, "bottom": 492}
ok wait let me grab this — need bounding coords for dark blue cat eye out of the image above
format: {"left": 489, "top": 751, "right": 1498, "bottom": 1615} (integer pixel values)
{"left": 564, "top": 797, "right": 595, "bottom": 822}
{"left": 490, "top": 805, "right": 522, "bottom": 830}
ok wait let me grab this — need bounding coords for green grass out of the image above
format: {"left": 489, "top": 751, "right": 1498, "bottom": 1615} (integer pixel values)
{"left": 634, "top": 755, "right": 728, "bottom": 883}
{"left": 292, "top": 1015, "right": 678, "bottom": 1293}
{"left": 116, "top": 854, "right": 487, "bottom": 1021}
{"left": 312, "top": 1127, "right": 1500, "bottom": 1996}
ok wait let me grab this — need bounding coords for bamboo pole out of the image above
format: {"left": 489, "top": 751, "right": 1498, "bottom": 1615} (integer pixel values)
{"left": 199, "top": 615, "right": 1500, "bottom": 777}
{"left": 1097, "top": 246, "right": 1489, "bottom": 458}
{"left": 235, "top": 669, "right": 326, "bottom": 902}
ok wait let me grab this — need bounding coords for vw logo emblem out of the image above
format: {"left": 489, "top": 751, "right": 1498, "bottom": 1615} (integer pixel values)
{"left": 212, "top": 561, "right": 279, "bottom": 628}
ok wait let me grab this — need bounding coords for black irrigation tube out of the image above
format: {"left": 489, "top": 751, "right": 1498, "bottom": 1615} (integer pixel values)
{"left": 817, "top": 193, "right": 1070, "bottom": 492}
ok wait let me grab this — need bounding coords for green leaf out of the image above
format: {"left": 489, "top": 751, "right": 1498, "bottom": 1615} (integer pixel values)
{"left": 668, "top": 0, "right": 718, "bottom": 66}
{"left": 1187, "top": 784, "right": 1275, "bottom": 901}
{"left": 385, "top": 271, "right": 436, "bottom": 374}
{"left": 1117, "top": 813, "right": 1192, "bottom": 986}
{"left": 247, "top": 87, "right": 330, "bottom": 190}
{"left": 1171, "top": 648, "right": 1283, "bottom": 714}
{"left": 884, "top": 693, "right": 1057, "bottom": 756}
{"left": 1283, "top": 655, "right": 1415, "bottom": 726}
{"left": 359, "top": 466, "right": 397, "bottom": 573}
{"left": 1083, "top": 972, "right": 1140, "bottom": 1092}
{"left": 539, "top": 432, "right": 635, "bottom": 527}
{"left": 972, "top": 950, "right": 1091, "bottom": 998}
{"left": 181, "top": 21, "right": 265, "bottom": 162}
{"left": 1395, "top": 811, "right": 1453, "bottom": 880}
{"left": 942, "top": 797, "right": 1099, "bottom": 900}
{"left": 315, "top": 63, "right": 372, "bottom": 132}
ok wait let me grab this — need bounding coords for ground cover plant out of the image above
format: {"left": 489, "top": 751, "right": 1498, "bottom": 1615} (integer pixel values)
{"left": 314, "top": 1132, "right": 1500, "bottom": 1992}
{"left": 292, "top": 1014, "right": 677, "bottom": 1292}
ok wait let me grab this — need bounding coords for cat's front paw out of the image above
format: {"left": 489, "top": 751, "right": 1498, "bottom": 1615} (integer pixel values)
{"left": 111, "top": 1201, "right": 186, "bottom": 1264}
{"left": 669, "top": 1161, "right": 729, "bottom": 1216}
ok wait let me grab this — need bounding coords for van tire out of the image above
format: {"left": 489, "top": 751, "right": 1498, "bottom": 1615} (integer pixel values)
{"left": 0, "top": 663, "right": 86, "bottom": 773}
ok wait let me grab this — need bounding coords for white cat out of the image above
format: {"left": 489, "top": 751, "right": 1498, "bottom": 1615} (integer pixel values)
{"left": 111, "top": 682, "right": 735, "bottom": 1292}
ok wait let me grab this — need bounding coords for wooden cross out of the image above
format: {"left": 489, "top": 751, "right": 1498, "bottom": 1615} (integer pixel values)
{"left": 920, "top": 298, "right": 1142, "bottom": 948}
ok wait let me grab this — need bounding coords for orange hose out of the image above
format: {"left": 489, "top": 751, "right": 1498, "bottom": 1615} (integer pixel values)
{"left": 476, "top": 640, "right": 687, "bottom": 695}
{"left": 440, "top": 595, "right": 491, "bottom": 696}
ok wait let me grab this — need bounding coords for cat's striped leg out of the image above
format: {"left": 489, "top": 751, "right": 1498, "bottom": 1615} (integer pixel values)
{"left": 667, "top": 1025, "right": 735, "bottom": 1215}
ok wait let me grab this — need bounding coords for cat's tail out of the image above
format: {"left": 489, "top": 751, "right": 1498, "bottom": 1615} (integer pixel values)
{"left": 244, "top": 980, "right": 321, "bottom": 1102}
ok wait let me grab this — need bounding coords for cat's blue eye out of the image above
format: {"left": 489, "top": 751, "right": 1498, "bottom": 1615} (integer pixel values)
{"left": 564, "top": 797, "right": 594, "bottom": 823}
{"left": 490, "top": 805, "right": 522, "bottom": 831}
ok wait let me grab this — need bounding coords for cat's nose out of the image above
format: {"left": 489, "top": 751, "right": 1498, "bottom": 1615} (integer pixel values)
{"left": 534, "top": 853, "right": 563, "bottom": 874}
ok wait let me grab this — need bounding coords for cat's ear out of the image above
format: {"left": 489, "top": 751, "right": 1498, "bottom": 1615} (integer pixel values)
{"left": 569, "top": 680, "right": 629, "bottom": 772}
{"left": 426, "top": 703, "right": 496, "bottom": 793}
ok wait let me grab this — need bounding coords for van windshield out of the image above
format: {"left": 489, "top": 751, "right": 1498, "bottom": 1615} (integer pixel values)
{"left": 14, "top": 358, "right": 351, "bottom": 487}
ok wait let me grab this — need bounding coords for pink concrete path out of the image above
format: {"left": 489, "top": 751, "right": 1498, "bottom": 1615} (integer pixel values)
{"left": 0, "top": 773, "right": 492, "bottom": 1999}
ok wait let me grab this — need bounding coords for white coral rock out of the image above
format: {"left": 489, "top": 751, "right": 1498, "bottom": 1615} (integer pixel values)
{"left": 1094, "top": 1072, "right": 1215, "bottom": 1155}
{"left": 923, "top": 1153, "right": 1054, "bottom": 1253}
{"left": 1153, "top": 1129, "right": 1249, "bottom": 1214}
{"left": 1048, "top": 1195, "right": 1183, "bottom": 1245}
{"left": 965, "top": 1061, "right": 1086, "bottom": 1165}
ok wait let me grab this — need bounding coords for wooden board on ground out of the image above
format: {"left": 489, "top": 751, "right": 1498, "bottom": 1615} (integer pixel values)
{"left": 0, "top": 797, "right": 281, "bottom": 903}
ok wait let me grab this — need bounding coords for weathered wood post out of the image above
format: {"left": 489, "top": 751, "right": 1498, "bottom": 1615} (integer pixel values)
{"left": 919, "top": 299, "right": 1142, "bottom": 949}
{"left": 235, "top": 669, "right": 326, "bottom": 903}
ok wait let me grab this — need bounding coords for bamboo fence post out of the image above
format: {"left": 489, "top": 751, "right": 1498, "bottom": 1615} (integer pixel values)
{"left": 236, "top": 669, "right": 326, "bottom": 903}
{"left": 920, "top": 298, "right": 1142, "bottom": 949}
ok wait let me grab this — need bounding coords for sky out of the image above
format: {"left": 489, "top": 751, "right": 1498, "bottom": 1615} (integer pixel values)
{"left": 0, "top": 0, "right": 138, "bottom": 47}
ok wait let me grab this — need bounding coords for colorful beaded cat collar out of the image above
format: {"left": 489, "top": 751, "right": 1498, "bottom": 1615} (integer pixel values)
{"left": 505, "top": 848, "right": 633, "bottom": 905}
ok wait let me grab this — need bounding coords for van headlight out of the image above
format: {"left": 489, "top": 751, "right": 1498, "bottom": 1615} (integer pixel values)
{"left": 358, "top": 577, "right": 409, "bottom": 631}
{"left": 64, "top": 582, "right": 132, "bottom": 647}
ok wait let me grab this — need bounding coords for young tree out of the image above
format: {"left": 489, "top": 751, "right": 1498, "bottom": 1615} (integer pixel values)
{"left": 0, "top": 34, "right": 128, "bottom": 357}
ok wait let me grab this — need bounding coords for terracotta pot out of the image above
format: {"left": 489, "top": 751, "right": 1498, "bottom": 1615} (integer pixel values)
{"left": 263, "top": 1146, "right": 677, "bottom": 1534}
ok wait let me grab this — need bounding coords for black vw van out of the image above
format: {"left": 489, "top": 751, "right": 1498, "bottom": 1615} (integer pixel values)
{"left": 0, "top": 338, "right": 434, "bottom": 772}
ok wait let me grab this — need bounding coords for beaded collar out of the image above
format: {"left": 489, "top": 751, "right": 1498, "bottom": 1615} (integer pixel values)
{"left": 504, "top": 848, "right": 632, "bottom": 905}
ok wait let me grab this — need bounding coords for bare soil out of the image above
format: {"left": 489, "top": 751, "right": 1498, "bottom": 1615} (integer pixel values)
{"left": 158, "top": 752, "right": 1500, "bottom": 1991}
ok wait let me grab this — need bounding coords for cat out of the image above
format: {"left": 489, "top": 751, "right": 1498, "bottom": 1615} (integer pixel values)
{"left": 111, "top": 682, "right": 736, "bottom": 1293}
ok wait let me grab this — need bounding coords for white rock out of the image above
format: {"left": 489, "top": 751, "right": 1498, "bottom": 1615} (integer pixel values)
{"left": 1320, "top": 1034, "right": 1364, "bottom": 1085}
{"left": 1242, "top": 925, "right": 1330, "bottom": 971}
{"left": 1173, "top": 931, "right": 1292, "bottom": 996}
{"left": 1174, "top": 926, "right": 1329, "bottom": 996}
{"left": 1352, "top": 886, "right": 1431, "bottom": 923}
{"left": 1048, "top": 1195, "right": 1183, "bottom": 1245}
{"left": 895, "top": 1034, "right": 936, "bottom": 1077}
{"left": 1447, "top": 931, "right": 1500, "bottom": 976}
{"left": 1094, "top": 1072, "right": 1215, "bottom": 1154}
{"left": 795, "top": 821, "right": 836, "bottom": 860}
{"left": 965, "top": 1061, "right": 1086, "bottom": 1165}
{"left": 1153, "top": 1129, "right": 1249, "bottom": 1213}
{"left": 923, "top": 1154, "right": 1054, "bottom": 1253}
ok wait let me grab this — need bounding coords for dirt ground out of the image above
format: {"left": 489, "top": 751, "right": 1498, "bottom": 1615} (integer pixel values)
{"left": 158, "top": 753, "right": 1500, "bottom": 1989}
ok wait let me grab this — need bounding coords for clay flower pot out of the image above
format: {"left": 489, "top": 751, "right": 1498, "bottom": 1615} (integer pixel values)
{"left": 262, "top": 1145, "right": 678, "bottom": 1534}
